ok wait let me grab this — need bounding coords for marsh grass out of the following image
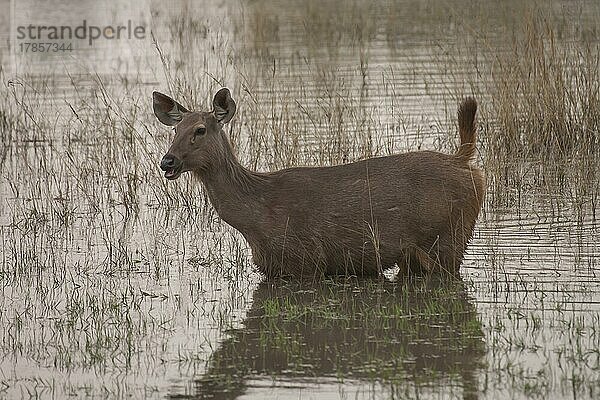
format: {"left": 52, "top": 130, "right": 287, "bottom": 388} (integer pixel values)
{"left": 489, "top": 21, "right": 600, "bottom": 158}
{"left": 478, "top": 12, "right": 600, "bottom": 212}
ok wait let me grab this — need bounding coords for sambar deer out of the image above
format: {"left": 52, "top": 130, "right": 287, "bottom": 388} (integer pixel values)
{"left": 154, "top": 88, "right": 485, "bottom": 278}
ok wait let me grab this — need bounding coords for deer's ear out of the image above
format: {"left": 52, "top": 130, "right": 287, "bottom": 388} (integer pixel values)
{"left": 212, "top": 88, "right": 236, "bottom": 125}
{"left": 153, "top": 91, "right": 190, "bottom": 126}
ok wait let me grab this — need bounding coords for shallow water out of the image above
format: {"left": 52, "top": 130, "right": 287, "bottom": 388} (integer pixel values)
{"left": 0, "top": 0, "right": 600, "bottom": 399}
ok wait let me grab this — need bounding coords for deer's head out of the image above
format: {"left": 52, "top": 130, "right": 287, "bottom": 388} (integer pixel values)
{"left": 153, "top": 88, "right": 237, "bottom": 180}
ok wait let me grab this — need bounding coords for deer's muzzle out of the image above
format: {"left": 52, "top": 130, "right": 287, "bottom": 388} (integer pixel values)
{"left": 160, "top": 154, "right": 183, "bottom": 180}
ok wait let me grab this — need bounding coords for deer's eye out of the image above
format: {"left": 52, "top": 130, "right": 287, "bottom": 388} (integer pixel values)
{"left": 191, "top": 127, "right": 206, "bottom": 144}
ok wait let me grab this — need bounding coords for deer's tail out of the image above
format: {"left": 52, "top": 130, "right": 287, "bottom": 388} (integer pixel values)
{"left": 455, "top": 97, "right": 478, "bottom": 162}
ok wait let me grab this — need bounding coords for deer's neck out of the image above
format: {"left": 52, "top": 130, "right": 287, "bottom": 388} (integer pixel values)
{"left": 196, "top": 142, "right": 269, "bottom": 235}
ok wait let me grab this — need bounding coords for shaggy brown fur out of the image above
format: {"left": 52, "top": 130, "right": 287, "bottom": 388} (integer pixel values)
{"left": 154, "top": 89, "right": 485, "bottom": 278}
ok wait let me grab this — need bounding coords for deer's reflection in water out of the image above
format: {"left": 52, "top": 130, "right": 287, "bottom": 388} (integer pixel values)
{"left": 185, "top": 277, "right": 485, "bottom": 399}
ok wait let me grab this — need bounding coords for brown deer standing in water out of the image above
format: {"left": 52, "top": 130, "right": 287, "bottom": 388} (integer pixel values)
{"left": 154, "top": 88, "right": 485, "bottom": 279}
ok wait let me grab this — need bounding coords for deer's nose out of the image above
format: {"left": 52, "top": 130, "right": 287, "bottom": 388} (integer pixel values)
{"left": 160, "top": 154, "right": 180, "bottom": 171}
